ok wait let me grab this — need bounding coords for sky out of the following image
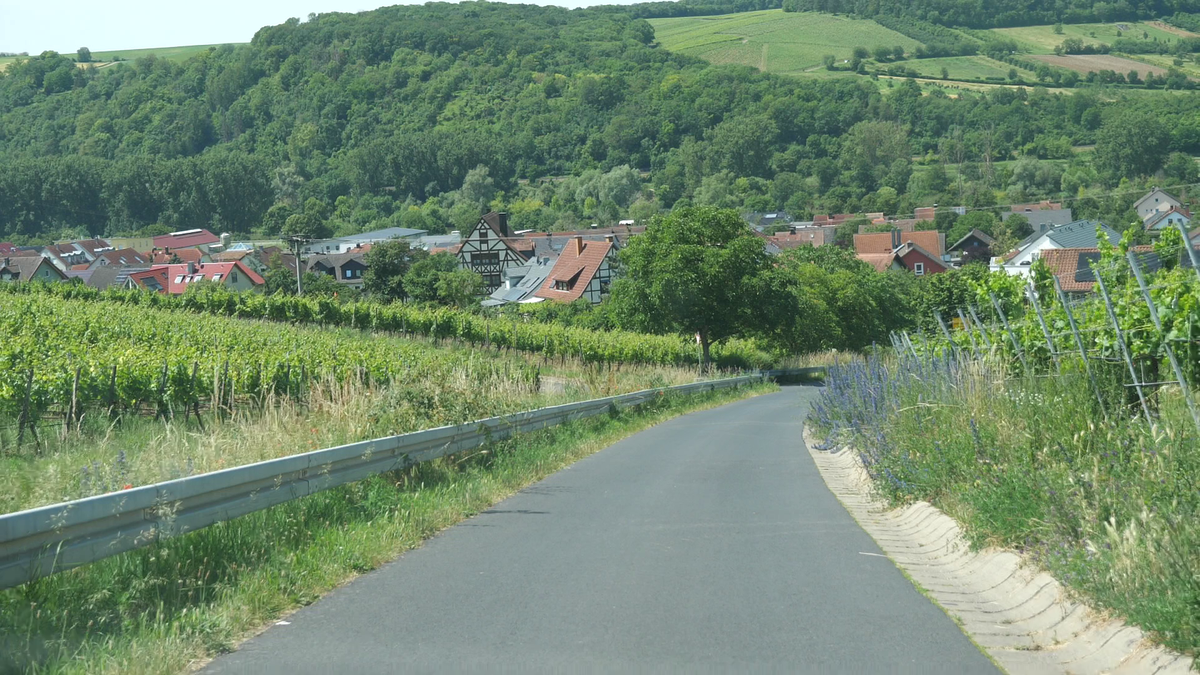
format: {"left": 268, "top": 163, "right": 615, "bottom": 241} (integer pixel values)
{"left": 0, "top": 0, "right": 634, "bottom": 54}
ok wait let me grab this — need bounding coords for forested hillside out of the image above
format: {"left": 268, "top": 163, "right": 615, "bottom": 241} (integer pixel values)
{"left": 2, "top": 1, "right": 1200, "bottom": 243}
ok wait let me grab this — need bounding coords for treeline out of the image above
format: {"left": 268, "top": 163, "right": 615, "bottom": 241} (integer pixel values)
{"left": 781, "top": 0, "right": 1200, "bottom": 28}
{"left": 588, "top": 0, "right": 782, "bottom": 19}
{"left": 872, "top": 15, "right": 978, "bottom": 57}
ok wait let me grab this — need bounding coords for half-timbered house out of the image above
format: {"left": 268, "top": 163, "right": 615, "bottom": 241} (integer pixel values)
{"left": 455, "top": 212, "right": 534, "bottom": 293}
{"left": 534, "top": 235, "right": 618, "bottom": 305}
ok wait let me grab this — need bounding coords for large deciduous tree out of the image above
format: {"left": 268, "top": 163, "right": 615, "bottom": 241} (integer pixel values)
{"left": 364, "top": 239, "right": 428, "bottom": 301}
{"left": 1094, "top": 111, "right": 1170, "bottom": 183}
{"left": 608, "top": 206, "right": 786, "bottom": 367}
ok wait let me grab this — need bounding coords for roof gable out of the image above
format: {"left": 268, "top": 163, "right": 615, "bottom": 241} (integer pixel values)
{"left": 533, "top": 238, "right": 614, "bottom": 302}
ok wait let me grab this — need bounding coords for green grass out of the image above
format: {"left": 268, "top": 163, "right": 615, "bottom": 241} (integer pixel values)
{"left": 0, "top": 381, "right": 775, "bottom": 674}
{"left": 992, "top": 21, "right": 1185, "bottom": 55}
{"left": 650, "top": 10, "right": 921, "bottom": 75}
{"left": 87, "top": 44, "right": 235, "bottom": 63}
{"left": 897, "top": 55, "right": 1018, "bottom": 81}
{"left": 815, "top": 357, "right": 1200, "bottom": 657}
{"left": 0, "top": 44, "right": 237, "bottom": 72}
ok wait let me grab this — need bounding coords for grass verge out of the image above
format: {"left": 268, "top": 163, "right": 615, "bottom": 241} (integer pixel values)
{"left": 810, "top": 356, "right": 1200, "bottom": 659}
{"left": 0, "top": 382, "right": 776, "bottom": 674}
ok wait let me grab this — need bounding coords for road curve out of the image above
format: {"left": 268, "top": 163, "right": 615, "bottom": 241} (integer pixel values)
{"left": 205, "top": 386, "right": 998, "bottom": 673}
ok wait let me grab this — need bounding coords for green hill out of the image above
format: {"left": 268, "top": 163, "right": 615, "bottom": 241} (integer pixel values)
{"left": 650, "top": 10, "right": 920, "bottom": 74}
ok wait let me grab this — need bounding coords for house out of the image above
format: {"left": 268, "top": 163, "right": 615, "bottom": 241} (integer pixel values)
{"left": 858, "top": 241, "right": 947, "bottom": 276}
{"left": 0, "top": 256, "right": 69, "bottom": 283}
{"left": 745, "top": 212, "right": 794, "bottom": 231}
{"left": 64, "top": 265, "right": 147, "bottom": 290}
{"left": 481, "top": 258, "right": 557, "bottom": 307}
{"left": 300, "top": 227, "right": 426, "bottom": 255}
{"left": 948, "top": 229, "right": 995, "bottom": 265}
{"left": 125, "top": 268, "right": 170, "bottom": 293}
{"left": 1133, "top": 188, "right": 1182, "bottom": 222}
{"left": 127, "top": 261, "right": 264, "bottom": 295}
{"left": 147, "top": 248, "right": 208, "bottom": 265}
{"left": 455, "top": 212, "right": 535, "bottom": 293}
{"left": 0, "top": 243, "right": 17, "bottom": 255}
{"left": 1143, "top": 206, "right": 1192, "bottom": 232}
{"left": 306, "top": 251, "right": 368, "bottom": 290}
{"left": 152, "top": 229, "right": 221, "bottom": 252}
{"left": 88, "top": 248, "right": 151, "bottom": 268}
{"left": 413, "top": 233, "right": 463, "bottom": 253}
{"left": 534, "top": 235, "right": 618, "bottom": 305}
{"left": 518, "top": 227, "right": 642, "bottom": 260}
{"left": 767, "top": 227, "right": 831, "bottom": 250}
{"left": 992, "top": 220, "right": 1118, "bottom": 276}
{"left": 854, "top": 230, "right": 945, "bottom": 257}
{"left": 1041, "top": 246, "right": 1157, "bottom": 294}
{"left": 1002, "top": 203, "right": 1074, "bottom": 233}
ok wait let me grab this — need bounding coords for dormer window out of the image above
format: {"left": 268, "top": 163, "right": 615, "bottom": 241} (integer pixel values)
{"left": 554, "top": 279, "right": 570, "bottom": 291}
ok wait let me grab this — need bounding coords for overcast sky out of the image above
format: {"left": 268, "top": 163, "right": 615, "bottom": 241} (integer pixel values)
{"left": 1, "top": 0, "right": 635, "bottom": 54}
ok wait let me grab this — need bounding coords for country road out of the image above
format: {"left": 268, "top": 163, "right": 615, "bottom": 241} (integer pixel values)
{"left": 205, "top": 386, "right": 998, "bottom": 673}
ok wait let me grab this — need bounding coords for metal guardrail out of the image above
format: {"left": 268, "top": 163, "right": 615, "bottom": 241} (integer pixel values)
{"left": 0, "top": 373, "right": 787, "bottom": 591}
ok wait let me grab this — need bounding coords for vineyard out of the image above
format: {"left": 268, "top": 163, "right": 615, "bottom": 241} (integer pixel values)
{"left": 904, "top": 229, "right": 1200, "bottom": 425}
{"left": 0, "top": 282, "right": 774, "bottom": 372}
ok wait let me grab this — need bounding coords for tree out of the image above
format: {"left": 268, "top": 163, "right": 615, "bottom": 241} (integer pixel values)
{"left": 892, "top": 45, "right": 906, "bottom": 60}
{"left": 940, "top": 66, "right": 949, "bottom": 79}
{"left": 460, "top": 165, "right": 497, "bottom": 209}
{"left": 1094, "top": 111, "right": 1170, "bottom": 182}
{"left": 1162, "top": 151, "right": 1198, "bottom": 185}
{"left": 852, "top": 46, "right": 870, "bottom": 60}
{"left": 402, "top": 252, "right": 481, "bottom": 305}
{"left": 1053, "top": 23, "right": 1064, "bottom": 35}
{"left": 1007, "top": 68, "right": 1019, "bottom": 81}
{"left": 873, "top": 45, "right": 893, "bottom": 62}
{"left": 609, "top": 207, "right": 784, "bottom": 367}
{"left": 77, "top": 47, "right": 92, "bottom": 63}
{"left": 822, "top": 54, "right": 837, "bottom": 70}
{"left": 363, "top": 239, "right": 427, "bottom": 301}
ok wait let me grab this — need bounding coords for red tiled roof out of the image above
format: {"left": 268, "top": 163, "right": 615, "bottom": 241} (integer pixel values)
{"left": 70, "top": 264, "right": 91, "bottom": 271}
{"left": 533, "top": 237, "right": 613, "bottom": 303}
{"left": 133, "top": 262, "right": 264, "bottom": 294}
{"left": 97, "top": 248, "right": 150, "bottom": 266}
{"left": 1008, "top": 201, "right": 1063, "bottom": 212}
{"left": 126, "top": 268, "right": 170, "bottom": 292}
{"left": 152, "top": 229, "right": 219, "bottom": 249}
{"left": 858, "top": 253, "right": 896, "bottom": 272}
{"left": 769, "top": 229, "right": 827, "bottom": 249}
{"left": 1040, "top": 246, "right": 1152, "bottom": 292}
{"left": 853, "top": 230, "right": 944, "bottom": 256}
{"left": 149, "top": 248, "right": 205, "bottom": 264}
{"left": 0, "top": 243, "right": 17, "bottom": 255}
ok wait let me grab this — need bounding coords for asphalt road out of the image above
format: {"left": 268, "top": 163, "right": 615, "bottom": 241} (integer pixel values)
{"left": 206, "top": 386, "right": 998, "bottom": 674}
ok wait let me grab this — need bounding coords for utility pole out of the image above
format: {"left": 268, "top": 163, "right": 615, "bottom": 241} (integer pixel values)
{"left": 287, "top": 235, "right": 307, "bottom": 295}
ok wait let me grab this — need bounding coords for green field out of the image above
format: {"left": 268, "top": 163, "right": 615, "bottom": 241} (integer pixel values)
{"left": 650, "top": 10, "right": 921, "bottom": 75}
{"left": 0, "top": 43, "right": 237, "bottom": 71}
{"left": 992, "top": 21, "right": 1187, "bottom": 54}
{"left": 899, "top": 55, "right": 1017, "bottom": 80}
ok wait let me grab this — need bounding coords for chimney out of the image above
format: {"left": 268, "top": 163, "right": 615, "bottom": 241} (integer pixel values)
{"left": 572, "top": 236, "right": 584, "bottom": 256}
{"left": 891, "top": 228, "right": 901, "bottom": 250}
{"left": 604, "top": 234, "right": 616, "bottom": 244}
{"left": 186, "top": 262, "right": 196, "bottom": 275}
{"left": 496, "top": 212, "right": 509, "bottom": 237}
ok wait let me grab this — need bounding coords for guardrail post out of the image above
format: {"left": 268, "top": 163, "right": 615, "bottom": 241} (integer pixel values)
{"left": 967, "top": 304, "right": 993, "bottom": 349}
{"left": 1026, "top": 279, "right": 1058, "bottom": 371}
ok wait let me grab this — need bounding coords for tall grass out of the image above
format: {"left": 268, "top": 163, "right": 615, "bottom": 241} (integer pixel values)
{"left": 0, "top": 382, "right": 775, "bottom": 674}
{"left": 810, "top": 355, "right": 1200, "bottom": 658}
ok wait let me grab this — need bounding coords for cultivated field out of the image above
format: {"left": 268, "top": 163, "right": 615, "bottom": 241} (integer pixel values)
{"left": 0, "top": 43, "right": 237, "bottom": 72}
{"left": 992, "top": 21, "right": 1184, "bottom": 54}
{"left": 650, "top": 10, "right": 920, "bottom": 75}
{"left": 899, "top": 55, "right": 1016, "bottom": 80}
{"left": 1032, "top": 53, "right": 1169, "bottom": 77}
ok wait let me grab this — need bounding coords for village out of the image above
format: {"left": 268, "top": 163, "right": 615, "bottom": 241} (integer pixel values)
{"left": 2, "top": 187, "right": 1197, "bottom": 305}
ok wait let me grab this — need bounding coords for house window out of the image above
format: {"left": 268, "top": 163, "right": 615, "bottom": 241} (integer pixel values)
{"left": 479, "top": 227, "right": 488, "bottom": 241}
{"left": 484, "top": 274, "right": 501, "bottom": 288}
{"left": 175, "top": 275, "right": 184, "bottom": 283}
{"left": 554, "top": 279, "right": 570, "bottom": 291}
{"left": 231, "top": 271, "right": 239, "bottom": 283}
{"left": 914, "top": 262, "right": 925, "bottom": 276}
{"left": 471, "top": 252, "right": 499, "bottom": 266}
{"left": 212, "top": 274, "right": 223, "bottom": 282}
{"left": 344, "top": 268, "right": 358, "bottom": 279}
